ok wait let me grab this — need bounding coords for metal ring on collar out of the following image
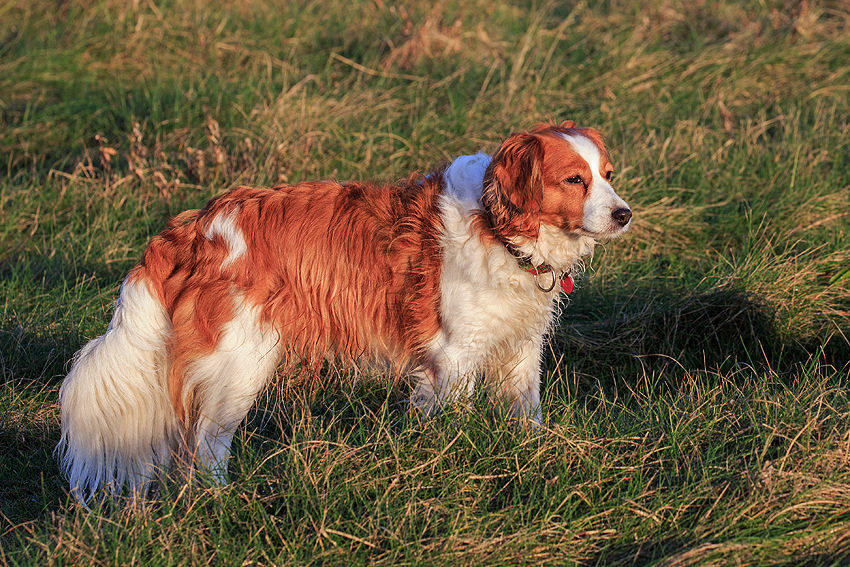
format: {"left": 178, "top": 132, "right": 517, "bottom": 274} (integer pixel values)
{"left": 533, "top": 270, "right": 557, "bottom": 293}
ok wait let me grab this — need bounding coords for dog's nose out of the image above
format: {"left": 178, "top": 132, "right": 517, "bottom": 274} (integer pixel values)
{"left": 612, "top": 208, "right": 632, "bottom": 227}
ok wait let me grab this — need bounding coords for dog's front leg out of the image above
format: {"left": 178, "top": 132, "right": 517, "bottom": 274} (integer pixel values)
{"left": 486, "top": 339, "right": 544, "bottom": 424}
{"left": 409, "top": 342, "right": 480, "bottom": 416}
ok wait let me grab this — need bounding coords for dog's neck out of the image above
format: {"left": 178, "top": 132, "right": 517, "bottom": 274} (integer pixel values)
{"left": 443, "top": 153, "right": 565, "bottom": 278}
{"left": 490, "top": 228, "right": 556, "bottom": 274}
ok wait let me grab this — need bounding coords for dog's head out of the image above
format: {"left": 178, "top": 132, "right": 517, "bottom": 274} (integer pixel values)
{"left": 482, "top": 120, "right": 631, "bottom": 248}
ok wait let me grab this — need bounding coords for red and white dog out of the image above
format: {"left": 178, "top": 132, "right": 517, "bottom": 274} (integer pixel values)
{"left": 58, "top": 120, "right": 631, "bottom": 500}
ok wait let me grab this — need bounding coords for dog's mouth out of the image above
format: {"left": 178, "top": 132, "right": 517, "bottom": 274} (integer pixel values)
{"left": 579, "top": 210, "right": 632, "bottom": 238}
{"left": 572, "top": 224, "right": 630, "bottom": 240}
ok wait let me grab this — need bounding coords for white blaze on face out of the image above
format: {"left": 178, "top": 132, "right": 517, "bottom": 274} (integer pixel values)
{"left": 563, "top": 134, "right": 631, "bottom": 237}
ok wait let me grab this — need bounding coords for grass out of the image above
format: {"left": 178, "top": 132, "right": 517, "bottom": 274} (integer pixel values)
{"left": 1, "top": 0, "right": 850, "bottom": 564}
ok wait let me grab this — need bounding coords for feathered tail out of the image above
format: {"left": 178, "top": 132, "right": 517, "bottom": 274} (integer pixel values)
{"left": 57, "top": 273, "right": 179, "bottom": 501}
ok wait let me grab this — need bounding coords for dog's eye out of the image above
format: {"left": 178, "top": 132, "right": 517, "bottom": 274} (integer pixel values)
{"left": 605, "top": 170, "right": 613, "bottom": 181}
{"left": 564, "top": 175, "right": 584, "bottom": 185}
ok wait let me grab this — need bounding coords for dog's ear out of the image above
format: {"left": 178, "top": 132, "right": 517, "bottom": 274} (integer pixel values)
{"left": 559, "top": 119, "right": 576, "bottom": 129}
{"left": 483, "top": 132, "right": 544, "bottom": 215}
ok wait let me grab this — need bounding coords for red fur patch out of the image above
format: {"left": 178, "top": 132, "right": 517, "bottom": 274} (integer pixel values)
{"left": 132, "top": 175, "right": 445, "bottom": 424}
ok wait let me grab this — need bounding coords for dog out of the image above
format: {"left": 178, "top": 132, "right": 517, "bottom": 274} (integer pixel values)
{"left": 58, "top": 120, "right": 631, "bottom": 500}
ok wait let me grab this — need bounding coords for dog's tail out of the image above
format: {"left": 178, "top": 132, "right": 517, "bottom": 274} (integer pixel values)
{"left": 57, "top": 270, "right": 179, "bottom": 502}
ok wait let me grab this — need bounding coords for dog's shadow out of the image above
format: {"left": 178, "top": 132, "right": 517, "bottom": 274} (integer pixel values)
{"left": 545, "top": 282, "right": 841, "bottom": 400}
{"left": 0, "top": 321, "right": 71, "bottom": 527}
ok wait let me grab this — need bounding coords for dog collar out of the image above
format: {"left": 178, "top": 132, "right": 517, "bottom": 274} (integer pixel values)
{"left": 493, "top": 233, "right": 573, "bottom": 294}
{"left": 483, "top": 200, "right": 573, "bottom": 294}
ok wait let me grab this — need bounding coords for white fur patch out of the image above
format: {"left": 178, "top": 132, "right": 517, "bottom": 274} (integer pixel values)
{"left": 444, "top": 152, "right": 491, "bottom": 205}
{"left": 525, "top": 225, "right": 597, "bottom": 272}
{"left": 412, "top": 177, "right": 565, "bottom": 420}
{"left": 205, "top": 210, "right": 247, "bottom": 267}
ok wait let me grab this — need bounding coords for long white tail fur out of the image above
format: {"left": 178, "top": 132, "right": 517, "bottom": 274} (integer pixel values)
{"left": 57, "top": 277, "right": 179, "bottom": 501}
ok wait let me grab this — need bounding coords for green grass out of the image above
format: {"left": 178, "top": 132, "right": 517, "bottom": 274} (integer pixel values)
{"left": 2, "top": 0, "right": 850, "bottom": 564}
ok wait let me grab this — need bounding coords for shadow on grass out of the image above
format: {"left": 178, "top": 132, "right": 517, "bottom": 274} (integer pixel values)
{"left": 0, "top": 321, "right": 71, "bottom": 529}
{"left": 587, "top": 535, "right": 850, "bottom": 567}
{"left": 0, "top": 409, "right": 64, "bottom": 529}
{"left": 550, "top": 284, "right": 847, "bottom": 397}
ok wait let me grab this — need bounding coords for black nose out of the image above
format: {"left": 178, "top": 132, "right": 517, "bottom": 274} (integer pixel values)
{"left": 612, "top": 208, "right": 632, "bottom": 227}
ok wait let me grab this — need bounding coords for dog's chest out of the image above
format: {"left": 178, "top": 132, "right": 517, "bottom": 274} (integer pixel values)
{"left": 443, "top": 264, "right": 556, "bottom": 340}
{"left": 437, "top": 204, "right": 559, "bottom": 349}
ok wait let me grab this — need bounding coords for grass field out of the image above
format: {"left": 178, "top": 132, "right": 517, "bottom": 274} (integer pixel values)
{"left": 2, "top": 0, "right": 850, "bottom": 564}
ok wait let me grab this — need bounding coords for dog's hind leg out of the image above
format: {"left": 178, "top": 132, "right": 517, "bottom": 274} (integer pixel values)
{"left": 175, "top": 298, "right": 282, "bottom": 484}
